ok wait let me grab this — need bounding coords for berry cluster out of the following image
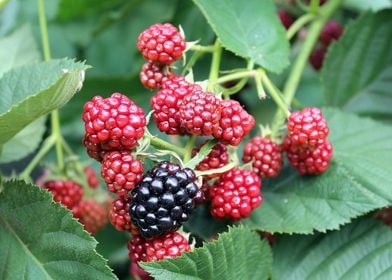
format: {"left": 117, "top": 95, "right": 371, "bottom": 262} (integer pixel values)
{"left": 310, "top": 20, "right": 343, "bottom": 70}
{"left": 39, "top": 167, "right": 109, "bottom": 234}
{"left": 283, "top": 107, "right": 333, "bottom": 175}
{"left": 137, "top": 23, "right": 186, "bottom": 89}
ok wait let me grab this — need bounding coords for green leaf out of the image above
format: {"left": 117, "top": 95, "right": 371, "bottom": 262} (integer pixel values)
{"left": 0, "top": 24, "right": 40, "bottom": 76}
{"left": 142, "top": 226, "right": 272, "bottom": 280}
{"left": 192, "top": 0, "right": 289, "bottom": 73}
{"left": 0, "top": 180, "right": 117, "bottom": 280}
{"left": 0, "top": 58, "right": 89, "bottom": 146}
{"left": 343, "top": 0, "right": 392, "bottom": 12}
{"left": 0, "top": 116, "right": 46, "bottom": 163}
{"left": 273, "top": 217, "right": 392, "bottom": 279}
{"left": 57, "top": 0, "right": 124, "bottom": 21}
{"left": 244, "top": 108, "right": 392, "bottom": 234}
{"left": 322, "top": 10, "right": 392, "bottom": 116}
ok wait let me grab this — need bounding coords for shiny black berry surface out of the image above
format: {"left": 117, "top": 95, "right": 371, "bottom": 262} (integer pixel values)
{"left": 129, "top": 161, "right": 199, "bottom": 238}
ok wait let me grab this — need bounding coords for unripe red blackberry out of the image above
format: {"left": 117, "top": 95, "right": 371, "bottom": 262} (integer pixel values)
{"left": 309, "top": 47, "right": 327, "bottom": 71}
{"left": 320, "top": 20, "right": 343, "bottom": 47}
{"left": 82, "top": 135, "right": 107, "bottom": 162}
{"left": 287, "top": 107, "right": 329, "bottom": 149}
{"left": 140, "top": 61, "right": 173, "bottom": 89}
{"left": 129, "top": 161, "right": 199, "bottom": 238}
{"left": 213, "top": 100, "right": 255, "bottom": 146}
{"left": 129, "top": 263, "right": 153, "bottom": 280}
{"left": 209, "top": 168, "right": 262, "bottom": 220}
{"left": 374, "top": 207, "right": 392, "bottom": 227}
{"left": 242, "top": 136, "right": 283, "bottom": 179}
{"left": 192, "top": 142, "right": 229, "bottom": 178}
{"left": 179, "top": 91, "right": 222, "bottom": 135}
{"left": 101, "top": 151, "right": 144, "bottom": 196}
{"left": 82, "top": 93, "right": 146, "bottom": 156}
{"left": 151, "top": 76, "right": 201, "bottom": 135}
{"left": 283, "top": 136, "right": 333, "bottom": 175}
{"left": 137, "top": 23, "right": 186, "bottom": 64}
{"left": 42, "top": 180, "right": 83, "bottom": 210}
{"left": 84, "top": 166, "right": 100, "bottom": 189}
{"left": 278, "top": 10, "right": 294, "bottom": 30}
{"left": 72, "top": 199, "right": 108, "bottom": 234}
{"left": 110, "top": 196, "right": 140, "bottom": 235}
{"left": 128, "top": 235, "right": 147, "bottom": 263}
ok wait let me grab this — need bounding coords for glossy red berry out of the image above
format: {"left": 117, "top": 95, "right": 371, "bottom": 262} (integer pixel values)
{"left": 72, "top": 199, "right": 108, "bottom": 234}
{"left": 140, "top": 61, "right": 173, "bottom": 89}
{"left": 283, "top": 136, "right": 333, "bottom": 175}
{"left": 213, "top": 100, "right": 255, "bottom": 146}
{"left": 82, "top": 135, "right": 107, "bottom": 162}
{"left": 137, "top": 23, "right": 186, "bottom": 64}
{"left": 128, "top": 235, "right": 148, "bottom": 263}
{"left": 309, "top": 47, "right": 327, "bottom": 71}
{"left": 320, "top": 21, "right": 343, "bottom": 47}
{"left": 144, "top": 232, "right": 190, "bottom": 262}
{"left": 42, "top": 180, "right": 83, "bottom": 210}
{"left": 109, "top": 196, "right": 139, "bottom": 235}
{"left": 242, "top": 136, "right": 283, "bottom": 179}
{"left": 192, "top": 142, "right": 229, "bottom": 178}
{"left": 278, "top": 10, "right": 294, "bottom": 30}
{"left": 101, "top": 151, "right": 144, "bottom": 196}
{"left": 82, "top": 93, "right": 146, "bottom": 157}
{"left": 209, "top": 168, "right": 262, "bottom": 220}
{"left": 179, "top": 91, "right": 222, "bottom": 135}
{"left": 287, "top": 107, "right": 329, "bottom": 149}
{"left": 151, "top": 76, "right": 201, "bottom": 135}
{"left": 84, "top": 166, "right": 100, "bottom": 189}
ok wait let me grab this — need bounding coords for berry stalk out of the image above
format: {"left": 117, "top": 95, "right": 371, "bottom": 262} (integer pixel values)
{"left": 271, "top": 0, "right": 342, "bottom": 135}
{"left": 286, "top": 13, "right": 315, "bottom": 40}
{"left": 207, "top": 40, "right": 222, "bottom": 90}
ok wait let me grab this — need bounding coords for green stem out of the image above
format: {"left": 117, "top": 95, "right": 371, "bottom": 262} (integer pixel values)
{"left": 286, "top": 13, "right": 315, "bottom": 40}
{"left": 20, "top": 135, "right": 56, "bottom": 181}
{"left": 222, "top": 60, "right": 254, "bottom": 97}
{"left": 183, "top": 135, "right": 197, "bottom": 163}
{"left": 259, "top": 70, "right": 290, "bottom": 118}
{"left": 182, "top": 51, "right": 203, "bottom": 76}
{"left": 310, "top": 0, "right": 320, "bottom": 14}
{"left": 147, "top": 136, "right": 186, "bottom": 157}
{"left": 207, "top": 40, "right": 222, "bottom": 90}
{"left": 189, "top": 45, "right": 215, "bottom": 52}
{"left": 38, "top": 0, "right": 65, "bottom": 172}
{"left": 271, "top": 0, "right": 342, "bottom": 135}
{"left": 214, "top": 70, "right": 255, "bottom": 85}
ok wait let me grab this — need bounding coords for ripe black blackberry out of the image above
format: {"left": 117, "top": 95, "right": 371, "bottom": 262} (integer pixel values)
{"left": 129, "top": 161, "right": 199, "bottom": 238}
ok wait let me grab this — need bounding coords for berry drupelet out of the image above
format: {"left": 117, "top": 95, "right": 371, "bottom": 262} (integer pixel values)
{"left": 129, "top": 161, "right": 200, "bottom": 238}
{"left": 42, "top": 180, "right": 83, "bottom": 210}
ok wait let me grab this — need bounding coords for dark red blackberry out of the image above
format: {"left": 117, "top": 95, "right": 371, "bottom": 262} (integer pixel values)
{"left": 42, "top": 180, "right": 83, "bottom": 210}
{"left": 137, "top": 23, "right": 186, "bottom": 64}
{"left": 278, "top": 10, "right": 294, "bottom": 30}
{"left": 309, "top": 47, "right": 327, "bottom": 71}
{"left": 283, "top": 136, "right": 333, "bottom": 175}
{"left": 140, "top": 61, "right": 173, "bottom": 89}
{"left": 192, "top": 141, "right": 229, "bottom": 178}
{"left": 72, "top": 199, "right": 108, "bottom": 234}
{"left": 101, "top": 151, "right": 144, "bottom": 196}
{"left": 213, "top": 99, "right": 255, "bottom": 146}
{"left": 151, "top": 76, "right": 201, "bottom": 135}
{"left": 129, "top": 161, "right": 199, "bottom": 238}
{"left": 84, "top": 166, "right": 100, "bottom": 189}
{"left": 320, "top": 20, "right": 343, "bottom": 47}
{"left": 242, "top": 136, "right": 283, "bottom": 179}
{"left": 179, "top": 91, "right": 222, "bottom": 135}
{"left": 287, "top": 107, "right": 329, "bottom": 149}
{"left": 82, "top": 93, "right": 146, "bottom": 155}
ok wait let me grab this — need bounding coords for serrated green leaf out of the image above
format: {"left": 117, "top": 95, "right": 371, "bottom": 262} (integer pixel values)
{"left": 192, "top": 0, "right": 289, "bottom": 73}
{"left": 273, "top": 217, "right": 392, "bottom": 279}
{"left": 0, "top": 180, "right": 117, "bottom": 280}
{"left": 322, "top": 10, "right": 392, "bottom": 116}
{"left": 0, "top": 58, "right": 89, "bottom": 146}
{"left": 243, "top": 108, "right": 392, "bottom": 234}
{"left": 142, "top": 226, "right": 272, "bottom": 280}
{"left": 0, "top": 24, "right": 40, "bottom": 77}
{"left": 0, "top": 116, "right": 46, "bottom": 163}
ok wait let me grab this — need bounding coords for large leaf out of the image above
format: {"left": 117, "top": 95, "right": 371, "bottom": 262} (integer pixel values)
{"left": 0, "top": 24, "right": 40, "bottom": 77}
{"left": 244, "top": 108, "right": 392, "bottom": 234}
{"left": 273, "top": 217, "right": 392, "bottom": 279}
{"left": 0, "top": 180, "right": 117, "bottom": 280}
{"left": 0, "top": 59, "right": 88, "bottom": 146}
{"left": 322, "top": 10, "right": 392, "bottom": 116}
{"left": 192, "top": 0, "right": 289, "bottom": 73}
{"left": 142, "top": 227, "right": 272, "bottom": 280}
{"left": 343, "top": 0, "right": 392, "bottom": 12}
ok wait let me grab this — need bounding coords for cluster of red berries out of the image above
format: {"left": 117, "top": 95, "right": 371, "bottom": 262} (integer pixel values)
{"left": 39, "top": 166, "right": 109, "bottom": 234}
{"left": 283, "top": 107, "right": 333, "bottom": 174}
{"left": 310, "top": 20, "right": 343, "bottom": 70}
